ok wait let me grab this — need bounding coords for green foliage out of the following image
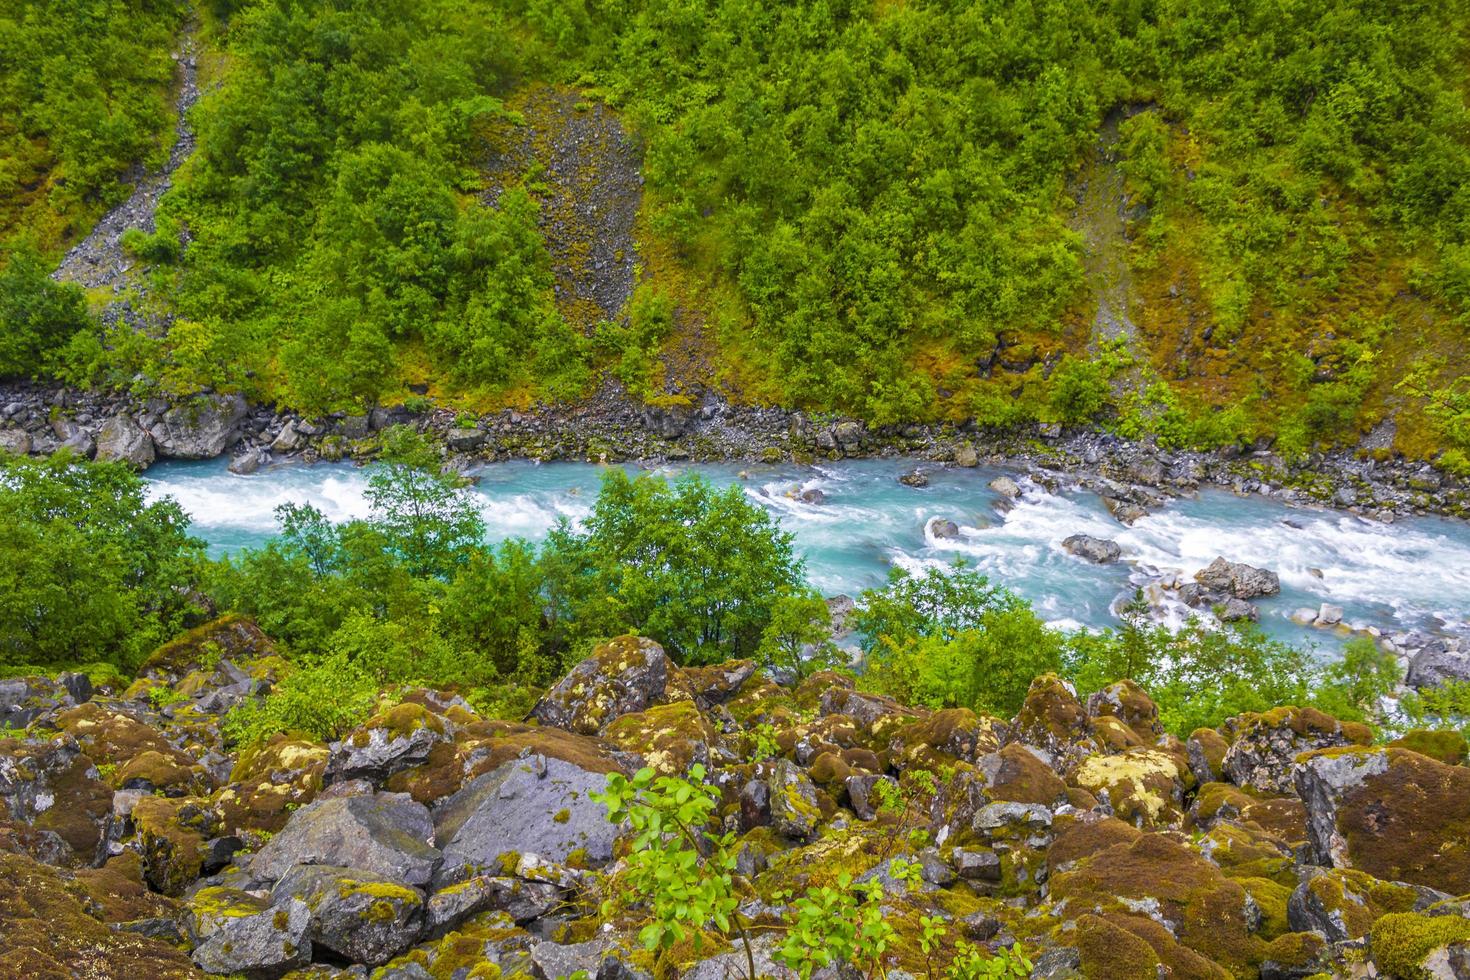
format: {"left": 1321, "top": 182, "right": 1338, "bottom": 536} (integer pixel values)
{"left": 363, "top": 427, "right": 486, "bottom": 579}
{"left": 542, "top": 470, "right": 805, "bottom": 664}
{"left": 1049, "top": 357, "right": 1112, "bottom": 424}
{"left": 0, "top": 0, "right": 184, "bottom": 250}
{"left": 777, "top": 872, "right": 894, "bottom": 980}
{"left": 857, "top": 565, "right": 1063, "bottom": 716}
{"left": 1400, "top": 680, "right": 1470, "bottom": 741}
{"left": 756, "top": 589, "right": 840, "bottom": 680}
{"left": 1064, "top": 598, "right": 1396, "bottom": 735}
{"left": 0, "top": 453, "right": 203, "bottom": 670}
{"left": 592, "top": 765, "right": 749, "bottom": 965}
{"left": 222, "top": 653, "right": 379, "bottom": 745}
{"left": 0, "top": 243, "right": 92, "bottom": 377}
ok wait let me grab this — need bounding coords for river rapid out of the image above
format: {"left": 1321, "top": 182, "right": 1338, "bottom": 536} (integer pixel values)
{"left": 145, "top": 457, "right": 1470, "bottom": 657}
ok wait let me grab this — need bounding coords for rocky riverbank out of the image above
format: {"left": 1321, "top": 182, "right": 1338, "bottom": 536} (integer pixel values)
{"left": 3, "top": 618, "right": 1470, "bottom": 978}
{"left": 1, "top": 381, "right": 1465, "bottom": 525}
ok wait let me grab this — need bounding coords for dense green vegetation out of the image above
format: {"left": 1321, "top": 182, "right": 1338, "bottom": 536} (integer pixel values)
{"left": 0, "top": 0, "right": 184, "bottom": 253}
{"left": 1, "top": 446, "right": 1424, "bottom": 747}
{"left": 10, "top": 0, "right": 1467, "bottom": 460}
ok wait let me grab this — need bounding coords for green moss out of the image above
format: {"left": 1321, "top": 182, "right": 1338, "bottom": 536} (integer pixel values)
{"left": 1388, "top": 729, "right": 1470, "bottom": 766}
{"left": 553, "top": 808, "right": 570, "bottom": 824}
{"left": 1073, "top": 913, "right": 1162, "bottom": 979}
{"left": 1370, "top": 912, "right": 1470, "bottom": 980}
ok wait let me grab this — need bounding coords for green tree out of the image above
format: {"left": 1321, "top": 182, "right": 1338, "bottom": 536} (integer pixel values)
{"left": 0, "top": 244, "right": 92, "bottom": 377}
{"left": 543, "top": 470, "right": 804, "bottom": 664}
{"left": 757, "top": 589, "right": 840, "bottom": 680}
{"left": 0, "top": 453, "right": 202, "bottom": 669}
{"left": 364, "top": 426, "right": 486, "bottom": 579}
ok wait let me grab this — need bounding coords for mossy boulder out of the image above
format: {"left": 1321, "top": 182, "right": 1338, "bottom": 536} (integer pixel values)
{"left": 889, "top": 707, "right": 1004, "bottom": 767}
{"left": 1186, "top": 727, "right": 1230, "bottom": 784}
{"left": 0, "top": 733, "right": 113, "bottom": 860}
{"left": 1286, "top": 866, "right": 1430, "bottom": 943}
{"left": 70, "top": 850, "right": 183, "bottom": 926}
{"left": 1048, "top": 833, "right": 1274, "bottom": 976}
{"left": 54, "top": 702, "right": 211, "bottom": 793}
{"left": 0, "top": 851, "right": 202, "bottom": 978}
{"left": 1221, "top": 706, "right": 1371, "bottom": 794}
{"left": 601, "top": 700, "right": 719, "bottom": 774}
{"left": 1012, "top": 673, "right": 1095, "bottom": 773}
{"left": 1070, "top": 912, "right": 1163, "bottom": 979}
{"left": 385, "top": 718, "right": 622, "bottom": 807}
{"left": 1190, "top": 782, "right": 1307, "bottom": 845}
{"left": 1047, "top": 811, "right": 1141, "bottom": 875}
{"left": 216, "top": 736, "right": 328, "bottom": 835}
{"left": 1085, "top": 680, "right": 1164, "bottom": 742}
{"left": 1069, "top": 745, "right": 1194, "bottom": 828}
{"left": 132, "top": 795, "right": 212, "bottom": 896}
{"left": 139, "top": 613, "right": 276, "bottom": 684}
{"left": 1388, "top": 728, "right": 1470, "bottom": 766}
{"left": 1369, "top": 911, "right": 1470, "bottom": 980}
{"left": 1295, "top": 746, "right": 1470, "bottom": 894}
{"left": 187, "top": 884, "right": 271, "bottom": 939}
{"left": 767, "top": 758, "right": 823, "bottom": 843}
{"left": 190, "top": 895, "right": 313, "bottom": 977}
{"left": 679, "top": 659, "right": 757, "bottom": 705}
{"left": 529, "top": 635, "right": 678, "bottom": 734}
{"left": 271, "top": 863, "right": 426, "bottom": 965}
{"left": 325, "top": 702, "right": 450, "bottom": 786}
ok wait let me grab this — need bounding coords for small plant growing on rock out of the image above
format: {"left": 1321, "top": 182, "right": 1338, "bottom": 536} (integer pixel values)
{"left": 592, "top": 764, "right": 756, "bottom": 978}
{"left": 776, "top": 872, "right": 895, "bottom": 979}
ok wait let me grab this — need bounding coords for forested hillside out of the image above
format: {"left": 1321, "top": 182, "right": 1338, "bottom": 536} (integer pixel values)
{"left": 4, "top": 0, "right": 1470, "bottom": 463}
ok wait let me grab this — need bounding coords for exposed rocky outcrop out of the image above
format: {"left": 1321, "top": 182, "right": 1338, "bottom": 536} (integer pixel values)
{"left": 0, "top": 621, "right": 1466, "bottom": 978}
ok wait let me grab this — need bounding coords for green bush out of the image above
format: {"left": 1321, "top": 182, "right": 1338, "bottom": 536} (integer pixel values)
{"left": 0, "top": 244, "right": 93, "bottom": 378}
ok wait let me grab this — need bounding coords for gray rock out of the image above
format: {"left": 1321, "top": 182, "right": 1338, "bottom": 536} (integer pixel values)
{"left": 530, "top": 939, "right": 612, "bottom": 980}
{"left": 95, "top": 415, "right": 155, "bottom": 467}
{"left": 446, "top": 427, "right": 486, "bottom": 452}
{"left": 1103, "top": 496, "right": 1148, "bottom": 524}
{"left": 954, "top": 443, "right": 979, "bottom": 467}
{"left": 150, "top": 393, "right": 247, "bottom": 459}
{"left": 930, "top": 518, "right": 961, "bottom": 540}
{"left": 1315, "top": 603, "right": 1344, "bottom": 627}
{"left": 1217, "top": 597, "right": 1259, "bottom": 623}
{"left": 432, "top": 756, "right": 618, "bottom": 888}
{"left": 767, "top": 758, "right": 821, "bottom": 842}
{"left": 1061, "top": 534, "right": 1122, "bottom": 564}
{"left": 249, "top": 793, "right": 441, "bottom": 887}
{"left": 325, "top": 717, "right": 449, "bottom": 786}
{"left": 1031, "top": 946, "right": 1083, "bottom": 979}
{"left": 271, "top": 864, "right": 424, "bottom": 966}
{"left": 1406, "top": 645, "right": 1470, "bottom": 691}
{"left": 952, "top": 847, "right": 1002, "bottom": 881}
{"left": 799, "top": 487, "right": 826, "bottom": 505}
{"left": 0, "top": 428, "right": 31, "bottom": 454}
{"left": 973, "top": 802, "right": 1052, "bottom": 833}
{"left": 270, "top": 421, "right": 305, "bottom": 453}
{"left": 1194, "top": 557, "right": 1280, "bottom": 599}
{"left": 424, "top": 875, "right": 561, "bottom": 934}
{"left": 1294, "top": 749, "right": 1392, "bottom": 868}
{"left": 898, "top": 468, "right": 929, "bottom": 488}
{"left": 191, "top": 896, "right": 312, "bottom": 978}
{"left": 228, "top": 447, "right": 268, "bottom": 475}
{"left": 528, "top": 635, "right": 671, "bottom": 735}
{"left": 846, "top": 774, "right": 897, "bottom": 821}
{"left": 989, "top": 475, "right": 1022, "bottom": 499}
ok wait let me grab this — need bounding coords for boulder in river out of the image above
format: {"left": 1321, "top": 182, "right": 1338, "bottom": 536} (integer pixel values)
{"left": 988, "top": 475, "right": 1022, "bottom": 499}
{"left": 149, "top": 393, "right": 247, "bottom": 459}
{"left": 1061, "top": 534, "right": 1122, "bottom": 564}
{"left": 1194, "top": 556, "right": 1280, "bottom": 599}
{"left": 930, "top": 518, "right": 961, "bottom": 540}
{"left": 898, "top": 468, "right": 929, "bottom": 487}
{"left": 94, "top": 414, "right": 156, "bottom": 468}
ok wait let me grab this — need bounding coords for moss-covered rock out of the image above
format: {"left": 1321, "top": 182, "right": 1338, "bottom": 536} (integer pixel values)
{"left": 1071, "top": 912, "right": 1163, "bottom": 979}
{"left": 54, "top": 702, "right": 210, "bottom": 793}
{"left": 1296, "top": 746, "right": 1470, "bottom": 894}
{"left": 1388, "top": 728, "right": 1469, "bottom": 766}
{"left": 1369, "top": 911, "right": 1470, "bottom": 980}
{"left": 139, "top": 613, "right": 276, "bottom": 684}
{"left": 1221, "top": 706, "right": 1370, "bottom": 794}
{"left": 272, "top": 863, "right": 426, "bottom": 966}
{"left": 1085, "top": 680, "right": 1164, "bottom": 742}
{"left": 325, "top": 701, "right": 450, "bottom": 786}
{"left": 528, "top": 635, "right": 679, "bottom": 735}
{"left": 131, "top": 795, "right": 211, "bottom": 896}
{"left": 889, "top": 707, "right": 1004, "bottom": 768}
{"left": 215, "top": 735, "right": 328, "bottom": 835}
{"left": 601, "top": 700, "right": 719, "bottom": 774}
{"left": 0, "top": 733, "right": 113, "bottom": 860}
{"left": 1012, "top": 673, "right": 1096, "bottom": 773}
{"left": 1286, "top": 866, "right": 1426, "bottom": 942}
{"left": 1070, "top": 745, "right": 1194, "bottom": 827}
{"left": 1048, "top": 832, "right": 1272, "bottom": 976}
{"left": 0, "top": 851, "right": 203, "bottom": 977}
{"left": 1186, "top": 727, "right": 1229, "bottom": 784}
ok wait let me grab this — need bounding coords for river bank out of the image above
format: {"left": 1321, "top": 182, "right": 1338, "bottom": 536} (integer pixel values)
{"left": 1, "top": 380, "right": 1465, "bottom": 525}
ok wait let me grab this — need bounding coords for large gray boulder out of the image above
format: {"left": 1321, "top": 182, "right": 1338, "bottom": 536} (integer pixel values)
{"left": 1406, "top": 642, "right": 1470, "bottom": 691}
{"left": 432, "top": 755, "right": 619, "bottom": 888}
{"left": 325, "top": 705, "right": 451, "bottom": 786}
{"left": 271, "top": 864, "right": 425, "bottom": 966}
{"left": 767, "top": 759, "right": 821, "bottom": 843}
{"left": 528, "top": 635, "right": 673, "bottom": 734}
{"left": 1194, "top": 557, "right": 1280, "bottom": 599}
{"left": 191, "top": 896, "right": 312, "bottom": 977}
{"left": 249, "top": 793, "right": 441, "bottom": 887}
{"left": 95, "top": 414, "right": 156, "bottom": 467}
{"left": 0, "top": 428, "right": 31, "bottom": 454}
{"left": 149, "top": 393, "right": 247, "bottom": 459}
{"left": 1061, "top": 534, "right": 1122, "bottom": 564}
